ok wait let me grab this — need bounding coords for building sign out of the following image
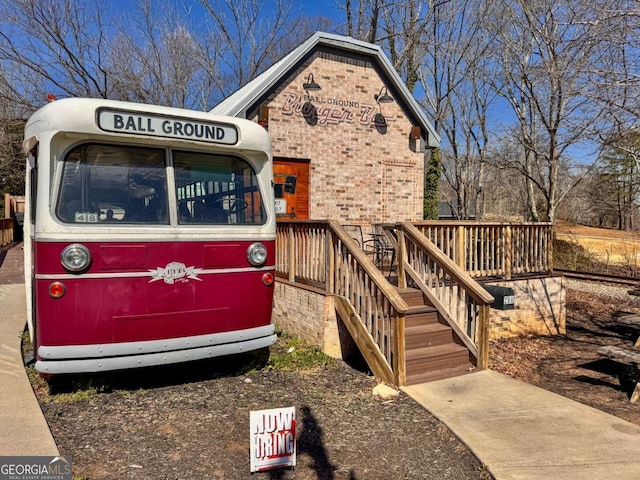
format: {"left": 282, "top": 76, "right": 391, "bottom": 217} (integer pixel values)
{"left": 281, "top": 92, "right": 389, "bottom": 127}
{"left": 250, "top": 407, "right": 296, "bottom": 473}
{"left": 274, "top": 199, "right": 287, "bottom": 215}
{"left": 97, "top": 109, "right": 238, "bottom": 145}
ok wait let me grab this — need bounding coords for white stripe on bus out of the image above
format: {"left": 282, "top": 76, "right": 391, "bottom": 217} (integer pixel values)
{"left": 35, "top": 264, "right": 276, "bottom": 280}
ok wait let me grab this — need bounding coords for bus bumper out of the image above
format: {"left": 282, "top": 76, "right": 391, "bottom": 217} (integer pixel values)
{"left": 35, "top": 324, "right": 276, "bottom": 375}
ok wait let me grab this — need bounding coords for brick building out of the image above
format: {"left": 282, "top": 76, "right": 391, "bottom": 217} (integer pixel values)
{"left": 210, "top": 32, "right": 439, "bottom": 224}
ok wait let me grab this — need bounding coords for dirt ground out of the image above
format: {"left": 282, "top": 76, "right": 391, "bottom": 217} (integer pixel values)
{"left": 30, "top": 340, "right": 491, "bottom": 480}
{"left": 491, "top": 285, "right": 640, "bottom": 426}
{"left": 554, "top": 220, "right": 639, "bottom": 240}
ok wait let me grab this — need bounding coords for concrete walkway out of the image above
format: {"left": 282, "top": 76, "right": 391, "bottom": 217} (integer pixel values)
{"left": 403, "top": 370, "right": 640, "bottom": 480}
{"left": 0, "top": 245, "right": 59, "bottom": 456}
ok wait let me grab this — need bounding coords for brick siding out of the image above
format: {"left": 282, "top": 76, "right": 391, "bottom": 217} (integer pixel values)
{"left": 487, "top": 276, "right": 566, "bottom": 338}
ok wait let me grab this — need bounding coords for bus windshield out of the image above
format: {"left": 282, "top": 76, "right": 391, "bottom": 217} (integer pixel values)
{"left": 174, "top": 150, "right": 266, "bottom": 225}
{"left": 56, "top": 143, "right": 266, "bottom": 225}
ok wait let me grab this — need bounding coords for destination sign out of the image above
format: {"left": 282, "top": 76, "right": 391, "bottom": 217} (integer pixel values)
{"left": 97, "top": 109, "right": 238, "bottom": 145}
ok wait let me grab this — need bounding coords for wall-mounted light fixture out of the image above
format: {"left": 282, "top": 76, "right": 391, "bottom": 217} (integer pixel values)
{"left": 258, "top": 105, "right": 269, "bottom": 129}
{"left": 374, "top": 86, "right": 394, "bottom": 104}
{"left": 302, "top": 73, "right": 321, "bottom": 91}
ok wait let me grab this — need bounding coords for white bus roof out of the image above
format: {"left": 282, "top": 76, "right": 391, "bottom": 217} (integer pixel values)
{"left": 24, "top": 98, "right": 271, "bottom": 154}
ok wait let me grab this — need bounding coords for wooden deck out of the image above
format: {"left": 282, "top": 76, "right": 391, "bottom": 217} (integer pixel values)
{"left": 275, "top": 220, "right": 555, "bottom": 386}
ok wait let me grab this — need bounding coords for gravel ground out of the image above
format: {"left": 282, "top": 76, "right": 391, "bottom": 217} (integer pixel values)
{"left": 564, "top": 278, "right": 637, "bottom": 301}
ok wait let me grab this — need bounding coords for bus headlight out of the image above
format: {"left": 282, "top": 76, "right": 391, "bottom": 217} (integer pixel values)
{"left": 247, "top": 242, "right": 268, "bottom": 267}
{"left": 60, "top": 243, "right": 92, "bottom": 272}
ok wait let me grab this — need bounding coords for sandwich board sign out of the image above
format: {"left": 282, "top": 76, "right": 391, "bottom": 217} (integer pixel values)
{"left": 250, "top": 406, "right": 296, "bottom": 472}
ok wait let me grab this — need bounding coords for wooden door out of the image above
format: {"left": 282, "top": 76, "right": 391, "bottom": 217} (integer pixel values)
{"left": 273, "top": 158, "right": 309, "bottom": 220}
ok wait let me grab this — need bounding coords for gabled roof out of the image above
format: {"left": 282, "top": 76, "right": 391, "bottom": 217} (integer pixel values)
{"left": 210, "top": 31, "right": 440, "bottom": 148}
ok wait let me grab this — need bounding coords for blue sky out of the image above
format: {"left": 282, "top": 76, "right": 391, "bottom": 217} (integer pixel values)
{"left": 299, "top": 0, "right": 342, "bottom": 18}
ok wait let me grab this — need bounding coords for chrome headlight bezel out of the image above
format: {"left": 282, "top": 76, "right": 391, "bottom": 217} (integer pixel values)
{"left": 60, "top": 243, "right": 92, "bottom": 273}
{"left": 247, "top": 242, "right": 268, "bottom": 267}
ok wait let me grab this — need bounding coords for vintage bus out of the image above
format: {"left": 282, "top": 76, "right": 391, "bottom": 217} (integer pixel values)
{"left": 22, "top": 98, "right": 277, "bottom": 374}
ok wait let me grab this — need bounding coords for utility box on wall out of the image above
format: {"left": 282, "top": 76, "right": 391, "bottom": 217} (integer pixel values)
{"left": 482, "top": 284, "right": 515, "bottom": 310}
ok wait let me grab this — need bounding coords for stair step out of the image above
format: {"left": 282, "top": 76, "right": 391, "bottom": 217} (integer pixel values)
{"left": 405, "top": 309, "right": 440, "bottom": 328}
{"left": 405, "top": 323, "right": 453, "bottom": 349}
{"left": 396, "top": 286, "right": 473, "bottom": 386}
{"left": 404, "top": 364, "right": 476, "bottom": 386}
{"left": 397, "top": 288, "right": 426, "bottom": 306}
{"left": 405, "top": 343, "right": 470, "bottom": 376}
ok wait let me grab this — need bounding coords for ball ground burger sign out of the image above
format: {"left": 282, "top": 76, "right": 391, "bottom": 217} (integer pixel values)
{"left": 250, "top": 407, "right": 296, "bottom": 472}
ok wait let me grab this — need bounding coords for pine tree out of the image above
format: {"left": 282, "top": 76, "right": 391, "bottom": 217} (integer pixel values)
{"left": 423, "top": 148, "right": 441, "bottom": 220}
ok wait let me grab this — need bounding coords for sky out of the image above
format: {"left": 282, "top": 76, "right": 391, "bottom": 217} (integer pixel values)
{"left": 299, "top": 0, "right": 342, "bottom": 18}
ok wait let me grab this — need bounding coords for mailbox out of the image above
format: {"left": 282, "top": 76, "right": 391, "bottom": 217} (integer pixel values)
{"left": 482, "top": 284, "right": 515, "bottom": 310}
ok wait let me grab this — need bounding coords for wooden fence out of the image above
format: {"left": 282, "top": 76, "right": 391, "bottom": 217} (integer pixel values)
{"left": 0, "top": 219, "right": 14, "bottom": 247}
{"left": 275, "top": 220, "right": 497, "bottom": 384}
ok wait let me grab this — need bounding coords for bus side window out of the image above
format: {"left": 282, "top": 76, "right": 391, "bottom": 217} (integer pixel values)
{"left": 123, "top": 198, "right": 145, "bottom": 222}
{"left": 178, "top": 201, "right": 191, "bottom": 222}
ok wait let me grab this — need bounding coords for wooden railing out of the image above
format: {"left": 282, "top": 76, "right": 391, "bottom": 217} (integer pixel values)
{"left": 275, "top": 220, "right": 495, "bottom": 384}
{"left": 276, "top": 221, "right": 329, "bottom": 288}
{"left": 396, "top": 222, "right": 494, "bottom": 367}
{"left": 276, "top": 220, "right": 409, "bottom": 384}
{"left": 413, "top": 221, "right": 553, "bottom": 279}
{"left": 0, "top": 219, "right": 14, "bottom": 247}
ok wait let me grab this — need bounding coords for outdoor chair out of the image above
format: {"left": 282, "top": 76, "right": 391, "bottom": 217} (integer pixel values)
{"left": 342, "top": 224, "right": 379, "bottom": 262}
{"left": 370, "top": 224, "right": 397, "bottom": 278}
{"left": 342, "top": 224, "right": 396, "bottom": 278}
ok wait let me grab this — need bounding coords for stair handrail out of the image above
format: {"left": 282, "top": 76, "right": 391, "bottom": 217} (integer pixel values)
{"left": 397, "top": 222, "right": 494, "bottom": 368}
{"left": 328, "top": 220, "right": 411, "bottom": 384}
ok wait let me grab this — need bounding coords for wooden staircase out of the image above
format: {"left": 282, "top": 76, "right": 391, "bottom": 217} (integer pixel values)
{"left": 399, "top": 288, "right": 474, "bottom": 385}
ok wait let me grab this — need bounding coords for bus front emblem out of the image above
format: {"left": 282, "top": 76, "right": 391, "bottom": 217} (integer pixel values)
{"left": 149, "top": 262, "right": 204, "bottom": 284}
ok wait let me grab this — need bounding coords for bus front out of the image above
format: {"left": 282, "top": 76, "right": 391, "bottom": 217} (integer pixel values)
{"left": 25, "top": 99, "right": 277, "bottom": 375}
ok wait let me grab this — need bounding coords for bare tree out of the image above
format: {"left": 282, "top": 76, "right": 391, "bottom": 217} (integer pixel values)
{"left": 199, "top": 0, "right": 301, "bottom": 96}
{"left": 0, "top": 0, "right": 113, "bottom": 105}
{"left": 109, "top": 1, "right": 218, "bottom": 110}
{"left": 343, "top": 0, "right": 434, "bottom": 92}
{"left": 485, "top": 0, "right": 625, "bottom": 224}
{"left": 584, "top": 7, "right": 640, "bottom": 135}
{"left": 418, "top": 0, "right": 494, "bottom": 219}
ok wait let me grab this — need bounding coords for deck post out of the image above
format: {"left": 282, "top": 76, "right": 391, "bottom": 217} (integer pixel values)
{"left": 326, "top": 227, "right": 335, "bottom": 292}
{"left": 397, "top": 228, "right": 406, "bottom": 289}
{"left": 504, "top": 224, "right": 512, "bottom": 280}
{"left": 476, "top": 303, "right": 490, "bottom": 369}
{"left": 456, "top": 225, "right": 465, "bottom": 270}
{"left": 547, "top": 225, "right": 554, "bottom": 274}
{"left": 393, "top": 313, "right": 406, "bottom": 386}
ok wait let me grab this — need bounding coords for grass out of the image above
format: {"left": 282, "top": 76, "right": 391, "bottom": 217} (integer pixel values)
{"left": 268, "top": 331, "right": 334, "bottom": 372}
{"left": 554, "top": 221, "right": 640, "bottom": 274}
